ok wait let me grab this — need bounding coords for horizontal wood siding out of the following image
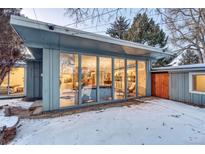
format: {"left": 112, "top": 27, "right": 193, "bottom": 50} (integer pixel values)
{"left": 169, "top": 72, "right": 205, "bottom": 106}
{"left": 151, "top": 72, "right": 169, "bottom": 99}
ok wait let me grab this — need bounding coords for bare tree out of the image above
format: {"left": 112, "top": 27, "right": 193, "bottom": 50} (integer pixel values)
{"left": 64, "top": 8, "right": 205, "bottom": 63}
{"left": 0, "top": 8, "right": 26, "bottom": 85}
{"left": 63, "top": 8, "right": 145, "bottom": 26}
{"left": 156, "top": 8, "right": 205, "bottom": 63}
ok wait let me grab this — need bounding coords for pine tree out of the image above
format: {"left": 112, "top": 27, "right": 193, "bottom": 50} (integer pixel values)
{"left": 152, "top": 53, "right": 178, "bottom": 67}
{"left": 179, "top": 50, "right": 200, "bottom": 65}
{"left": 106, "top": 16, "right": 130, "bottom": 39}
{"left": 125, "top": 13, "right": 168, "bottom": 48}
{"left": 106, "top": 13, "right": 169, "bottom": 67}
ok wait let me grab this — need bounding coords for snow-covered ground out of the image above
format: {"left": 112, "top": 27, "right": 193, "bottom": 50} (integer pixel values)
{"left": 0, "top": 99, "right": 33, "bottom": 109}
{"left": 0, "top": 98, "right": 30, "bottom": 128}
{"left": 9, "top": 98, "right": 205, "bottom": 145}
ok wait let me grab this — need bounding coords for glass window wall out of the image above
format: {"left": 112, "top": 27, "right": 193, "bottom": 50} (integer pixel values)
{"left": 127, "top": 60, "right": 136, "bottom": 98}
{"left": 99, "top": 57, "right": 112, "bottom": 101}
{"left": 138, "top": 61, "right": 147, "bottom": 96}
{"left": 59, "top": 52, "right": 148, "bottom": 107}
{"left": 0, "top": 67, "right": 24, "bottom": 97}
{"left": 59, "top": 53, "right": 79, "bottom": 107}
{"left": 81, "top": 55, "right": 97, "bottom": 103}
{"left": 114, "top": 58, "right": 125, "bottom": 99}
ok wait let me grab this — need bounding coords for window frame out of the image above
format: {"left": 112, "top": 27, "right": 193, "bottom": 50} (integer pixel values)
{"left": 189, "top": 72, "right": 205, "bottom": 95}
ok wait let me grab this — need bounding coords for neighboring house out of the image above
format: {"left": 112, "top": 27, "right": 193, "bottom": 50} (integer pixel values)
{"left": 10, "top": 15, "right": 170, "bottom": 111}
{"left": 151, "top": 64, "right": 205, "bottom": 106}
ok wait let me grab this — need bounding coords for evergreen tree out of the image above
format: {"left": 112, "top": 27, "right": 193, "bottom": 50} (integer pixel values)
{"left": 106, "top": 16, "right": 130, "bottom": 39}
{"left": 152, "top": 53, "right": 177, "bottom": 67}
{"left": 179, "top": 50, "right": 200, "bottom": 65}
{"left": 125, "top": 13, "right": 168, "bottom": 48}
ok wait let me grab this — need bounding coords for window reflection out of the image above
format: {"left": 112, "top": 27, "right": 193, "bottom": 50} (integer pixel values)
{"left": 60, "top": 53, "right": 78, "bottom": 107}
{"left": 114, "top": 59, "right": 125, "bottom": 99}
{"left": 10, "top": 67, "right": 24, "bottom": 95}
{"left": 81, "top": 55, "right": 97, "bottom": 103}
{"left": 127, "top": 60, "right": 136, "bottom": 97}
{"left": 0, "top": 72, "right": 9, "bottom": 96}
{"left": 0, "top": 67, "right": 24, "bottom": 97}
{"left": 99, "top": 57, "right": 112, "bottom": 101}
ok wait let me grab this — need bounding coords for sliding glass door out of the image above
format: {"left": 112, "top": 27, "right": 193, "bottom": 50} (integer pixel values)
{"left": 81, "top": 55, "right": 97, "bottom": 103}
{"left": 99, "top": 57, "right": 112, "bottom": 101}
{"left": 60, "top": 53, "right": 79, "bottom": 107}
{"left": 138, "top": 61, "right": 146, "bottom": 96}
{"left": 114, "top": 58, "right": 125, "bottom": 99}
{"left": 127, "top": 60, "right": 136, "bottom": 98}
{"left": 59, "top": 52, "right": 148, "bottom": 108}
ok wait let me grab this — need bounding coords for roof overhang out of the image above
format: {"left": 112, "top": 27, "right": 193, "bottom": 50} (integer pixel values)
{"left": 10, "top": 15, "right": 171, "bottom": 60}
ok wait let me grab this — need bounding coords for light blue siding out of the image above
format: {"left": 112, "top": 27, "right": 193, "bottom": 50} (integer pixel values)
{"left": 146, "top": 61, "right": 152, "bottom": 96}
{"left": 169, "top": 72, "right": 205, "bottom": 106}
{"left": 42, "top": 48, "right": 60, "bottom": 111}
{"left": 26, "top": 61, "right": 42, "bottom": 100}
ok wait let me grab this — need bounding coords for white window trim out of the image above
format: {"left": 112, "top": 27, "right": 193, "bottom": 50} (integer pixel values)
{"left": 189, "top": 72, "right": 205, "bottom": 95}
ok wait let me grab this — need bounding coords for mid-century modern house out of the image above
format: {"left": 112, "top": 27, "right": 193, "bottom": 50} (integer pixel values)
{"left": 10, "top": 15, "right": 170, "bottom": 111}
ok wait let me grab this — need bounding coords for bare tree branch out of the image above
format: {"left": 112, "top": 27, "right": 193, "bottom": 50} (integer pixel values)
{"left": 157, "top": 8, "right": 205, "bottom": 63}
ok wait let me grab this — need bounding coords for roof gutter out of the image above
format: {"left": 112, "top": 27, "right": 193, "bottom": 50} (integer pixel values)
{"left": 151, "top": 64, "right": 205, "bottom": 72}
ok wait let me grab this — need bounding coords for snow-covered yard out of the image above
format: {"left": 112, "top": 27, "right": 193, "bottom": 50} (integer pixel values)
{"left": 7, "top": 98, "right": 205, "bottom": 145}
{"left": 0, "top": 99, "right": 33, "bottom": 110}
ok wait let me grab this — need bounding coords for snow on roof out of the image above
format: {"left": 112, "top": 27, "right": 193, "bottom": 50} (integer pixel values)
{"left": 152, "top": 64, "right": 205, "bottom": 72}
{"left": 168, "top": 53, "right": 183, "bottom": 66}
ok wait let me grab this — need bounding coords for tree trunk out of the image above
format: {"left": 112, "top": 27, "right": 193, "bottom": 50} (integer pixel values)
{"left": 0, "top": 66, "right": 10, "bottom": 86}
{"left": 202, "top": 49, "right": 205, "bottom": 63}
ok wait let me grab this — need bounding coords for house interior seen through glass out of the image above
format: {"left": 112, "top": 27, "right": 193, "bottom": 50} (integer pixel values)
{"left": 0, "top": 67, "right": 24, "bottom": 97}
{"left": 59, "top": 52, "right": 147, "bottom": 108}
{"left": 99, "top": 57, "right": 112, "bottom": 101}
{"left": 81, "top": 55, "right": 97, "bottom": 104}
{"left": 60, "top": 53, "right": 79, "bottom": 107}
{"left": 192, "top": 74, "right": 205, "bottom": 92}
{"left": 138, "top": 61, "right": 147, "bottom": 97}
{"left": 114, "top": 58, "right": 125, "bottom": 99}
{"left": 127, "top": 60, "right": 136, "bottom": 98}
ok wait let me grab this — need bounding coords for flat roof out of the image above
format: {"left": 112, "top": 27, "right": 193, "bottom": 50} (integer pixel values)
{"left": 152, "top": 64, "right": 205, "bottom": 72}
{"left": 10, "top": 15, "right": 171, "bottom": 59}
